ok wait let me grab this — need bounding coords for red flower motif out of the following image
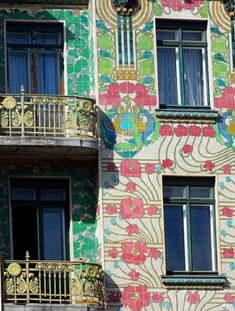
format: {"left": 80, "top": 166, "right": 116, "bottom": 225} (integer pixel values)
{"left": 109, "top": 292, "right": 120, "bottom": 302}
{"left": 99, "top": 83, "right": 120, "bottom": 106}
{"left": 214, "top": 87, "right": 235, "bottom": 108}
{"left": 135, "top": 83, "right": 157, "bottom": 107}
{"left": 147, "top": 205, "right": 158, "bottom": 216}
{"left": 148, "top": 248, "right": 161, "bottom": 260}
{"left": 160, "top": 124, "right": 173, "bottom": 136}
{"left": 182, "top": 144, "right": 193, "bottom": 154}
{"left": 126, "top": 182, "right": 137, "bottom": 192}
{"left": 187, "top": 291, "right": 200, "bottom": 304}
{"left": 223, "top": 248, "right": 235, "bottom": 258}
{"left": 107, "top": 163, "right": 118, "bottom": 172}
{"left": 120, "top": 198, "right": 144, "bottom": 219}
{"left": 122, "top": 285, "right": 150, "bottom": 311}
{"left": 145, "top": 163, "right": 155, "bottom": 174}
{"left": 224, "top": 293, "right": 235, "bottom": 303}
{"left": 222, "top": 207, "right": 233, "bottom": 218}
{"left": 128, "top": 270, "right": 140, "bottom": 281}
{"left": 189, "top": 125, "right": 202, "bottom": 136}
{"left": 203, "top": 160, "right": 215, "bottom": 172}
{"left": 120, "top": 159, "right": 141, "bottom": 177}
{"left": 223, "top": 165, "right": 231, "bottom": 175}
{"left": 162, "top": 159, "right": 173, "bottom": 169}
{"left": 126, "top": 224, "right": 139, "bottom": 237}
{"left": 119, "top": 82, "right": 135, "bottom": 93}
{"left": 202, "top": 125, "right": 215, "bottom": 138}
{"left": 108, "top": 247, "right": 118, "bottom": 259}
{"left": 174, "top": 124, "right": 188, "bottom": 136}
{"left": 122, "top": 241, "right": 148, "bottom": 264}
{"left": 152, "top": 293, "right": 164, "bottom": 304}
{"left": 106, "top": 204, "right": 117, "bottom": 215}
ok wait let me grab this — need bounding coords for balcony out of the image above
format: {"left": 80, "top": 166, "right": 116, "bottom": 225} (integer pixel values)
{"left": 0, "top": 90, "right": 98, "bottom": 161}
{"left": 1, "top": 252, "right": 103, "bottom": 308}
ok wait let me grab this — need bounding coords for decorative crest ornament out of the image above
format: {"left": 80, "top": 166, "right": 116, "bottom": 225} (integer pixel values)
{"left": 112, "top": 0, "right": 140, "bottom": 15}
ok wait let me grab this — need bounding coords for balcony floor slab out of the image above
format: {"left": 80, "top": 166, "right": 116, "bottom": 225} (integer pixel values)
{"left": 4, "top": 304, "right": 104, "bottom": 311}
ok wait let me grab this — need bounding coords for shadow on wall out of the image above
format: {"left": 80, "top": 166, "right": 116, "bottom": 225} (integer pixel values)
{"left": 104, "top": 273, "right": 122, "bottom": 311}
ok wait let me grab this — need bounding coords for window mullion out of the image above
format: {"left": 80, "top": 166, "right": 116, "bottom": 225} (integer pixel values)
{"left": 178, "top": 43, "right": 184, "bottom": 106}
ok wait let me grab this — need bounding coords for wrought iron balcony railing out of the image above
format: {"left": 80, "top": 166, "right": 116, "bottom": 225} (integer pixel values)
{"left": 0, "top": 89, "right": 97, "bottom": 139}
{"left": 2, "top": 252, "right": 103, "bottom": 305}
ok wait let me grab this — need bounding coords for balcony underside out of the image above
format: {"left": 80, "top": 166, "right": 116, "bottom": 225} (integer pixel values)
{"left": 0, "top": 136, "right": 98, "bottom": 161}
{"left": 0, "top": 0, "right": 88, "bottom": 5}
{"left": 4, "top": 304, "right": 104, "bottom": 311}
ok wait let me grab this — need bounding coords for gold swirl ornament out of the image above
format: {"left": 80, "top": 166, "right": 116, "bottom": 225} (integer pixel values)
{"left": 7, "top": 263, "right": 21, "bottom": 277}
{"left": 2, "top": 96, "right": 17, "bottom": 110}
{"left": 80, "top": 100, "right": 94, "bottom": 112}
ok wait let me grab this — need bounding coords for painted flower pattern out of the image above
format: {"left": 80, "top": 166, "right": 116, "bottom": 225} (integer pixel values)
{"left": 187, "top": 291, "right": 201, "bottom": 304}
{"left": 128, "top": 269, "right": 140, "bottom": 281}
{"left": 122, "top": 285, "right": 150, "bottom": 311}
{"left": 120, "top": 159, "right": 141, "bottom": 177}
{"left": 126, "top": 224, "right": 139, "bottom": 237}
{"left": 222, "top": 207, "right": 233, "bottom": 218}
{"left": 160, "top": 124, "right": 173, "bottom": 136}
{"left": 182, "top": 144, "right": 193, "bottom": 154}
{"left": 120, "top": 198, "right": 144, "bottom": 219}
{"left": 122, "top": 241, "right": 148, "bottom": 264}
{"left": 162, "top": 159, "right": 173, "bottom": 169}
{"left": 161, "top": 0, "right": 204, "bottom": 12}
{"left": 203, "top": 160, "right": 215, "bottom": 172}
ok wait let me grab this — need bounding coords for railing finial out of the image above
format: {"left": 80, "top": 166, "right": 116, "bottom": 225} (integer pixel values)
{"left": 20, "top": 85, "right": 25, "bottom": 94}
{"left": 25, "top": 251, "right": 30, "bottom": 260}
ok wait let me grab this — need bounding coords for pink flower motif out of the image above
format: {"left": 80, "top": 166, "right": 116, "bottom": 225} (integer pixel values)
{"left": 223, "top": 165, "right": 231, "bottom": 175}
{"left": 122, "top": 241, "right": 148, "bottom": 264}
{"left": 135, "top": 83, "right": 157, "bottom": 107}
{"left": 106, "top": 204, "right": 117, "bottom": 215}
{"left": 119, "top": 82, "right": 135, "bottom": 93}
{"left": 182, "top": 144, "right": 193, "bottom": 154}
{"left": 120, "top": 159, "right": 141, "bottom": 177}
{"left": 160, "top": 124, "right": 173, "bottom": 136}
{"left": 203, "top": 160, "right": 215, "bottom": 172}
{"left": 126, "top": 224, "right": 139, "bottom": 237}
{"left": 222, "top": 207, "right": 233, "bottom": 218}
{"left": 223, "top": 248, "right": 234, "bottom": 258}
{"left": 99, "top": 83, "right": 120, "bottom": 106}
{"left": 152, "top": 293, "right": 164, "bottom": 304}
{"left": 187, "top": 291, "right": 201, "bottom": 304}
{"left": 189, "top": 125, "right": 202, "bottom": 136}
{"left": 162, "top": 159, "right": 173, "bottom": 169}
{"left": 161, "top": 0, "right": 203, "bottom": 12}
{"left": 174, "top": 124, "right": 188, "bottom": 136}
{"left": 224, "top": 293, "right": 235, "bottom": 303}
{"left": 120, "top": 198, "right": 144, "bottom": 219}
{"left": 126, "top": 182, "right": 137, "bottom": 192}
{"left": 122, "top": 285, "right": 150, "bottom": 311}
{"left": 148, "top": 248, "right": 161, "bottom": 260}
{"left": 128, "top": 269, "right": 140, "bottom": 281}
{"left": 202, "top": 125, "right": 215, "bottom": 138}
{"left": 108, "top": 247, "right": 118, "bottom": 259}
{"left": 214, "top": 87, "right": 235, "bottom": 108}
{"left": 145, "top": 163, "right": 155, "bottom": 174}
{"left": 147, "top": 205, "right": 158, "bottom": 216}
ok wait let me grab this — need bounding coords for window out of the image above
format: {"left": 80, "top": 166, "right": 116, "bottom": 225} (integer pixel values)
{"left": 6, "top": 22, "right": 63, "bottom": 94}
{"left": 163, "top": 177, "right": 217, "bottom": 274}
{"left": 156, "top": 20, "right": 209, "bottom": 108}
{"left": 231, "top": 15, "right": 235, "bottom": 69}
{"left": 10, "top": 178, "right": 69, "bottom": 260}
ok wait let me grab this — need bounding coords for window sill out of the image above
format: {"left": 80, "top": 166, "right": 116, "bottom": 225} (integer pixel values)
{"left": 161, "top": 274, "right": 227, "bottom": 289}
{"left": 156, "top": 108, "right": 219, "bottom": 124}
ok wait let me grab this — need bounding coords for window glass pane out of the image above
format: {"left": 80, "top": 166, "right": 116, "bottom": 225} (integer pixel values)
{"left": 182, "top": 31, "right": 202, "bottom": 41}
{"left": 164, "top": 186, "right": 184, "bottom": 198}
{"left": 190, "top": 187, "right": 212, "bottom": 198}
{"left": 164, "top": 205, "right": 185, "bottom": 272}
{"left": 35, "top": 33, "right": 59, "bottom": 45}
{"left": 190, "top": 205, "right": 212, "bottom": 271}
{"left": 157, "top": 47, "right": 178, "bottom": 106}
{"left": 11, "top": 188, "right": 36, "bottom": 200}
{"left": 7, "top": 33, "right": 30, "bottom": 44}
{"left": 38, "top": 52, "right": 59, "bottom": 94}
{"left": 183, "top": 48, "right": 204, "bottom": 106}
{"left": 157, "top": 30, "right": 176, "bottom": 40}
{"left": 40, "top": 189, "right": 66, "bottom": 201}
{"left": 8, "top": 50, "right": 29, "bottom": 93}
{"left": 41, "top": 207, "right": 65, "bottom": 260}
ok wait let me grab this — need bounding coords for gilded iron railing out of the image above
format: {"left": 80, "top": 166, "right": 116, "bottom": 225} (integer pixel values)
{"left": 3, "top": 253, "right": 103, "bottom": 305}
{"left": 0, "top": 88, "right": 97, "bottom": 139}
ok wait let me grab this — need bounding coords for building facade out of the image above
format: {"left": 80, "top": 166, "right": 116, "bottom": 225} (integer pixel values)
{"left": 0, "top": 0, "right": 235, "bottom": 310}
